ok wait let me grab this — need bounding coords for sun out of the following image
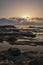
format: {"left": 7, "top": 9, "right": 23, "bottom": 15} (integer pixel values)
{"left": 22, "top": 15, "right": 28, "bottom": 19}
{"left": 21, "top": 15, "right": 30, "bottom": 19}
{"left": 23, "top": 15, "right": 27, "bottom": 19}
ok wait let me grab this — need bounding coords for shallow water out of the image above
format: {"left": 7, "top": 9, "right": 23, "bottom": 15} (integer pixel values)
{"left": 0, "top": 25, "right": 43, "bottom": 53}
{"left": 0, "top": 39, "right": 43, "bottom": 53}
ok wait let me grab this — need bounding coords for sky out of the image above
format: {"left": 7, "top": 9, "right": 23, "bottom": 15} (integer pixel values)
{"left": 0, "top": 0, "right": 43, "bottom": 18}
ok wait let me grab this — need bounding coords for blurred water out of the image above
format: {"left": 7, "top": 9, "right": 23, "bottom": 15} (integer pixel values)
{"left": 0, "top": 25, "right": 43, "bottom": 52}
{"left": 0, "top": 33, "right": 43, "bottom": 52}
{"left": 16, "top": 25, "right": 43, "bottom": 29}
{"left": 0, "top": 42, "right": 43, "bottom": 53}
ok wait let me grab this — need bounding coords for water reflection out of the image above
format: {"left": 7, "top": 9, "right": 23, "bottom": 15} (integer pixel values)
{"left": 0, "top": 41, "right": 43, "bottom": 52}
{"left": 0, "top": 25, "right": 43, "bottom": 53}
